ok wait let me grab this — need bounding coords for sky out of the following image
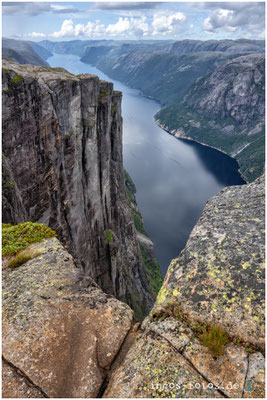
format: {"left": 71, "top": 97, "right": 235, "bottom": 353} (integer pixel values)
{"left": 2, "top": 1, "right": 265, "bottom": 42}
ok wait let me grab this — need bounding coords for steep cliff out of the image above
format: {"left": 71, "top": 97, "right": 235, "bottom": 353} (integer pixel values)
{"left": 156, "top": 54, "right": 265, "bottom": 182}
{"left": 2, "top": 59, "right": 157, "bottom": 319}
{"left": 105, "top": 175, "right": 265, "bottom": 398}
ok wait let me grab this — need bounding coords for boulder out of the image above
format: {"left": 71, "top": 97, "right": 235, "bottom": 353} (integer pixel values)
{"left": 2, "top": 238, "right": 133, "bottom": 398}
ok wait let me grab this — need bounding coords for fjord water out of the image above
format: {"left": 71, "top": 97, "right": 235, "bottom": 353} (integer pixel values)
{"left": 48, "top": 54, "right": 245, "bottom": 276}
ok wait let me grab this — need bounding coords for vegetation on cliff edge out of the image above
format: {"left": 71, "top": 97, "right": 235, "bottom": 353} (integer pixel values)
{"left": 2, "top": 222, "right": 56, "bottom": 256}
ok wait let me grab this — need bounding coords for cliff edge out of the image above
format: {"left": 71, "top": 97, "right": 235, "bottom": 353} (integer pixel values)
{"left": 2, "top": 59, "right": 158, "bottom": 319}
{"left": 105, "top": 175, "right": 265, "bottom": 398}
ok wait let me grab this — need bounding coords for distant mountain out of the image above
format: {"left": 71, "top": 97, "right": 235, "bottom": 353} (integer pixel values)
{"left": 164, "top": 39, "right": 265, "bottom": 55}
{"left": 155, "top": 54, "right": 265, "bottom": 182}
{"left": 2, "top": 38, "right": 49, "bottom": 66}
{"left": 79, "top": 38, "right": 264, "bottom": 105}
{"left": 27, "top": 40, "right": 52, "bottom": 60}
{"left": 38, "top": 39, "right": 171, "bottom": 57}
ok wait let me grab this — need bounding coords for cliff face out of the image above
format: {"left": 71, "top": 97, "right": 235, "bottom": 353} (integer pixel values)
{"left": 156, "top": 54, "right": 265, "bottom": 182}
{"left": 2, "top": 59, "right": 155, "bottom": 319}
{"left": 183, "top": 54, "right": 265, "bottom": 126}
{"left": 105, "top": 175, "right": 265, "bottom": 398}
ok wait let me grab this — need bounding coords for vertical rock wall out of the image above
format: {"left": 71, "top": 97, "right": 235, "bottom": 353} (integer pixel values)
{"left": 2, "top": 60, "right": 155, "bottom": 319}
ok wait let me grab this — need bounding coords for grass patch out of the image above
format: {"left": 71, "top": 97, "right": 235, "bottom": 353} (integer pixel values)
{"left": 2, "top": 222, "right": 56, "bottom": 256}
{"left": 10, "top": 74, "right": 23, "bottom": 84}
{"left": 199, "top": 324, "right": 228, "bottom": 358}
{"left": 7, "top": 249, "right": 41, "bottom": 269}
{"left": 151, "top": 301, "right": 229, "bottom": 357}
{"left": 105, "top": 229, "right": 113, "bottom": 243}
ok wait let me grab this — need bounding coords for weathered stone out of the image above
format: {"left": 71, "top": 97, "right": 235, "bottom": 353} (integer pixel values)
{"left": 244, "top": 352, "right": 265, "bottom": 398}
{"left": 2, "top": 360, "right": 45, "bottom": 398}
{"left": 156, "top": 175, "right": 265, "bottom": 349}
{"left": 183, "top": 341, "right": 248, "bottom": 397}
{"left": 142, "top": 316, "right": 193, "bottom": 352}
{"left": 104, "top": 333, "right": 222, "bottom": 398}
{"left": 2, "top": 59, "right": 156, "bottom": 319}
{"left": 2, "top": 238, "right": 133, "bottom": 398}
{"left": 107, "top": 176, "right": 265, "bottom": 398}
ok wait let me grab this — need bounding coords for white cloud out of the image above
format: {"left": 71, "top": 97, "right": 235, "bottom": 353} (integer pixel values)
{"left": 201, "top": 2, "right": 265, "bottom": 37}
{"left": 29, "top": 17, "right": 149, "bottom": 39}
{"left": 106, "top": 17, "right": 131, "bottom": 35}
{"left": 51, "top": 19, "right": 106, "bottom": 38}
{"left": 106, "top": 16, "right": 149, "bottom": 37}
{"left": 27, "top": 32, "right": 46, "bottom": 38}
{"left": 152, "top": 12, "right": 186, "bottom": 36}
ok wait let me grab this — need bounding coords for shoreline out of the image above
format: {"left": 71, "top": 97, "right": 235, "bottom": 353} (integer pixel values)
{"left": 154, "top": 117, "right": 248, "bottom": 184}
{"left": 73, "top": 55, "right": 248, "bottom": 185}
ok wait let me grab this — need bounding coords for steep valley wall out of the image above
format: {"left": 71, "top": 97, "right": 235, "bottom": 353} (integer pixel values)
{"left": 2, "top": 59, "right": 156, "bottom": 319}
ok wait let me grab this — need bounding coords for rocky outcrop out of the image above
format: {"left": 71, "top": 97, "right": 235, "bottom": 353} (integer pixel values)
{"left": 105, "top": 176, "right": 265, "bottom": 398}
{"left": 156, "top": 54, "right": 265, "bottom": 182}
{"left": 2, "top": 238, "right": 133, "bottom": 398}
{"left": 2, "top": 238, "right": 134, "bottom": 398}
{"left": 2, "top": 59, "right": 156, "bottom": 319}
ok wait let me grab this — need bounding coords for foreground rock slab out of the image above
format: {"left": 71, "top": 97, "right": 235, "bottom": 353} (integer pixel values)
{"left": 2, "top": 238, "right": 133, "bottom": 398}
{"left": 104, "top": 333, "right": 222, "bottom": 398}
{"left": 156, "top": 175, "right": 265, "bottom": 349}
{"left": 105, "top": 176, "right": 265, "bottom": 398}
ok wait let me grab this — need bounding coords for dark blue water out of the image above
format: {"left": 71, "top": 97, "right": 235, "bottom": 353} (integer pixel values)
{"left": 48, "top": 54, "right": 245, "bottom": 275}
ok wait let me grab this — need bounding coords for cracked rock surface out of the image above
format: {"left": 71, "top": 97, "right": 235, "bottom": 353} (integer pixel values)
{"left": 2, "top": 238, "right": 133, "bottom": 398}
{"left": 105, "top": 176, "right": 265, "bottom": 398}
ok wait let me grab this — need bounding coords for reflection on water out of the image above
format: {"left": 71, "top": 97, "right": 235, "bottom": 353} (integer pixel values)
{"left": 48, "top": 54, "right": 245, "bottom": 276}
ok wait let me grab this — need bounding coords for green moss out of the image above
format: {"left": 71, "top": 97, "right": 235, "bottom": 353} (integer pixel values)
{"left": 139, "top": 243, "right": 163, "bottom": 296}
{"left": 2, "top": 222, "right": 56, "bottom": 256}
{"left": 4, "top": 180, "right": 15, "bottom": 191}
{"left": 111, "top": 104, "right": 117, "bottom": 113}
{"left": 7, "top": 249, "right": 41, "bottom": 269}
{"left": 199, "top": 324, "right": 228, "bottom": 358}
{"left": 133, "top": 211, "right": 147, "bottom": 235}
{"left": 10, "top": 74, "right": 23, "bottom": 84}
{"left": 66, "top": 130, "right": 73, "bottom": 138}
{"left": 98, "top": 89, "right": 110, "bottom": 103}
{"left": 105, "top": 229, "right": 113, "bottom": 243}
{"left": 2, "top": 68, "right": 10, "bottom": 74}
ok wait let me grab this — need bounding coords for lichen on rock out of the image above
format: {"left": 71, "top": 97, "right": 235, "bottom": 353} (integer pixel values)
{"left": 104, "top": 175, "right": 265, "bottom": 398}
{"left": 2, "top": 238, "right": 134, "bottom": 398}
